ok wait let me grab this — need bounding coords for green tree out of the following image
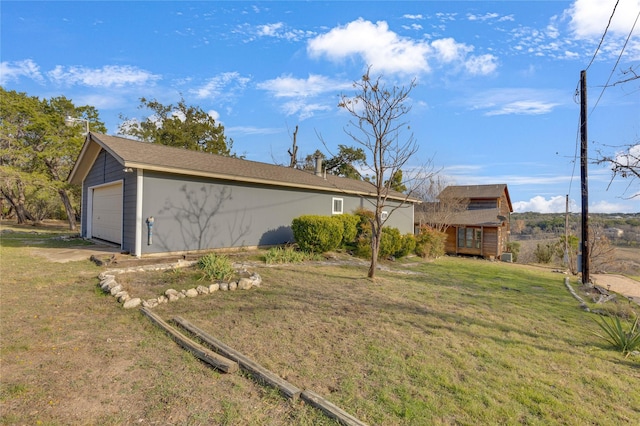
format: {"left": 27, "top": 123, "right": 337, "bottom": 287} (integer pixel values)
{"left": 118, "top": 97, "right": 233, "bottom": 155}
{"left": 384, "top": 169, "right": 407, "bottom": 193}
{"left": 324, "top": 145, "right": 366, "bottom": 180}
{"left": 0, "top": 88, "right": 106, "bottom": 229}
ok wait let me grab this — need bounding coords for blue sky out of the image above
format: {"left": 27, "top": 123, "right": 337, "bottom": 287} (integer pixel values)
{"left": 2, "top": 0, "right": 639, "bottom": 213}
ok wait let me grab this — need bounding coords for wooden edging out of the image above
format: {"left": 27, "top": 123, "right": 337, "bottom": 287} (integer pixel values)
{"left": 172, "top": 316, "right": 369, "bottom": 426}
{"left": 301, "top": 389, "right": 369, "bottom": 426}
{"left": 139, "top": 308, "right": 238, "bottom": 373}
{"left": 172, "top": 315, "right": 302, "bottom": 401}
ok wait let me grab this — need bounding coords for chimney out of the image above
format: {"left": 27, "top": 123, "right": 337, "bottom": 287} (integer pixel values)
{"left": 314, "top": 155, "right": 323, "bottom": 177}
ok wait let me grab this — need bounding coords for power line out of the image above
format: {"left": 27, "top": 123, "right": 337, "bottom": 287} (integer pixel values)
{"left": 585, "top": 0, "right": 620, "bottom": 71}
{"left": 590, "top": 9, "right": 640, "bottom": 115}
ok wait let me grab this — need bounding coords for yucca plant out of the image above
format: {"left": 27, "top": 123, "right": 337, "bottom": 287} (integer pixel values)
{"left": 592, "top": 314, "right": 640, "bottom": 358}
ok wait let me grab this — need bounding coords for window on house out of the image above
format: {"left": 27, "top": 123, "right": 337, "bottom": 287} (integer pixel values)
{"left": 457, "top": 227, "right": 482, "bottom": 249}
{"left": 381, "top": 211, "right": 389, "bottom": 221}
{"left": 332, "top": 198, "right": 343, "bottom": 214}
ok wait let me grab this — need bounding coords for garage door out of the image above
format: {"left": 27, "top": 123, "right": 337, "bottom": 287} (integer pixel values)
{"left": 92, "top": 183, "right": 123, "bottom": 244}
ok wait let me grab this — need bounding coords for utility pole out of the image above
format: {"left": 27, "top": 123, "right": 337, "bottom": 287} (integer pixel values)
{"left": 564, "top": 194, "right": 569, "bottom": 267}
{"left": 580, "top": 70, "right": 590, "bottom": 285}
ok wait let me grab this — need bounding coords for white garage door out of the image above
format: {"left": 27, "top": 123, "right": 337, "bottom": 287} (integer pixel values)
{"left": 92, "top": 183, "right": 123, "bottom": 244}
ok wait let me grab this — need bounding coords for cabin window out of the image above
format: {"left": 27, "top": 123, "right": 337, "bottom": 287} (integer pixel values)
{"left": 332, "top": 198, "right": 343, "bottom": 215}
{"left": 457, "top": 227, "right": 482, "bottom": 249}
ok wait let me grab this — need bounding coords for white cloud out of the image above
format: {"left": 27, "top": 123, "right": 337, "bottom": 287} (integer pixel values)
{"left": 466, "top": 88, "right": 562, "bottom": 116}
{"left": 431, "top": 38, "right": 472, "bottom": 63}
{"left": 257, "top": 74, "right": 350, "bottom": 98}
{"left": 227, "top": 125, "right": 282, "bottom": 136}
{"left": 47, "top": 65, "right": 161, "bottom": 87}
{"left": 281, "top": 100, "right": 331, "bottom": 120}
{"left": 227, "top": 125, "right": 282, "bottom": 135}
{"left": 513, "top": 195, "right": 575, "bottom": 213}
{"left": 254, "top": 22, "right": 314, "bottom": 42}
{"left": 590, "top": 199, "right": 638, "bottom": 214}
{"left": 467, "top": 13, "right": 500, "bottom": 22}
{"left": 307, "top": 18, "right": 497, "bottom": 76}
{"left": 513, "top": 196, "right": 637, "bottom": 214}
{"left": 0, "top": 59, "right": 44, "bottom": 85}
{"left": 567, "top": 0, "right": 640, "bottom": 39}
{"left": 192, "top": 72, "right": 250, "bottom": 99}
{"left": 307, "top": 19, "right": 432, "bottom": 75}
{"left": 615, "top": 143, "right": 640, "bottom": 169}
{"left": 258, "top": 22, "right": 284, "bottom": 36}
{"left": 464, "top": 54, "right": 499, "bottom": 75}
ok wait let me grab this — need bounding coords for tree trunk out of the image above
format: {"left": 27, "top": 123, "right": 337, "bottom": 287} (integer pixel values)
{"left": 368, "top": 227, "right": 381, "bottom": 279}
{"left": 1, "top": 186, "right": 28, "bottom": 224}
{"left": 58, "top": 188, "right": 77, "bottom": 231}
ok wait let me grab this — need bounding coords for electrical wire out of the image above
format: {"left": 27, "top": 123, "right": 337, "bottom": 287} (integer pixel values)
{"left": 568, "top": 109, "right": 582, "bottom": 198}
{"left": 585, "top": 0, "right": 620, "bottom": 72}
{"left": 589, "top": 10, "right": 640, "bottom": 115}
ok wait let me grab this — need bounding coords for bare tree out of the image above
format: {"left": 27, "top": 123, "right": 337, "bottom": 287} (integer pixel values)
{"left": 288, "top": 125, "right": 299, "bottom": 168}
{"left": 338, "top": 66, "right": 425, "bottom": 279}
{"left": 414, "top": 176, "right": 468, "bottom": 233}
{"left": 594, "top": 142, "right": 639, "bottom": 198}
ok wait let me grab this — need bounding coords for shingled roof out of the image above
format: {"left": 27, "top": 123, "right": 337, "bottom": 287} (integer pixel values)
{"left": 439, "top": 184, "right": 512, "bottom": 211}
{"left": 68, "top": 133, "right": 415, "bottom": 202}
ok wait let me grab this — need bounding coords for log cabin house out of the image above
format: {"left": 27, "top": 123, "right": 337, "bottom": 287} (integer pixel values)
{"left": 417, "top": 184, "right": 513, "bottom": 260}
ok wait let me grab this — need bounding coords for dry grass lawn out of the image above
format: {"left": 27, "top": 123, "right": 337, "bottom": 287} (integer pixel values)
{"left": 1, "top": 221, "right": 639, "bottom": 425}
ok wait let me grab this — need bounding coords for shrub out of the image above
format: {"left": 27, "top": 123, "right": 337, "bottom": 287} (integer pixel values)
{"left": 396, "top": 233, "right": 417, "bottom": 258}
{"left": 506, "top": 241, "right": 521, "bottom": 262}
{"left": 415, "top": 226, "right": 446, "bottom": 258}
{"left": 197, "top": 253, "right": 235, "bottom": 282}
{"left": 291, "top": 215, "right": 343, "bottom": 253}
{"left": 592, "top": 315, "right": 640, "bottom": 358}
{"left": 333, "top": 213, "right": 360, "bottom": 246}
{"left": 533, "top": 242, "right": 555, "bottom": 264}
{"left": 353, "top": 207, "right": 374, "bottom": 237}
{"left": 379, "top": 227, "right": 402, "bottom": 259}
{"left": 355, "top": 227, "right": 415, "bottom": 260}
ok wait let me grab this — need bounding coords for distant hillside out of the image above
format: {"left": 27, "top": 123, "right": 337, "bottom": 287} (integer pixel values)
{"left": 510, "top": 212, "right": 639, "bottom": 247}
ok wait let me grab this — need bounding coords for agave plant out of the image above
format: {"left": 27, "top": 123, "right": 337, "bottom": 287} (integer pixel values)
{"left": 592, "top": 314, "right": 640, "bottom": 358}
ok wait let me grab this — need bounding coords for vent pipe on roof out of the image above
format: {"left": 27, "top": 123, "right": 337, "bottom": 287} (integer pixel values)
{"left": 314, "top": 155, "right": 323, "bottom": 177}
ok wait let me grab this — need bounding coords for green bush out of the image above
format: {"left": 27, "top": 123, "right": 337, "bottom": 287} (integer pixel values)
{"left": 415, "top": 226, "right": 446, "bottom": 259}
{"left": 534, "top": 242, "right": 555, "bottom": 264}
{"left": 506, "top": 241, "right": 521, "bottom": 262}
{"left": 334, "top": 213, "right": 360, "bottom": 246}
{"left": 197, "top": 253, "right": 235, "bottom": 282}
{"left": 353, "top": 207, "right": 374, "bottom": 237}
{"left": 396, "top": 233, "right": 417, "bottom": 258}
{"left": 379, "top": 227, "right": 402, "bottom": 259}
{"left": 291, "top": 215, "right": 343, "bottom": 253}
{"left": 355, "top": 227, "right": 415, "bottom": 260}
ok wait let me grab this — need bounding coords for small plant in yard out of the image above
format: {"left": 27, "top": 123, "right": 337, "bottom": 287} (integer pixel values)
{"left": 592, "top": 314, "right": 640, "bottom": 358}
{"left": 197, "top": 253, "right": 235, "bottom": 282}
{"left": 264, "top": 246, "right": 319, "bottom": 264}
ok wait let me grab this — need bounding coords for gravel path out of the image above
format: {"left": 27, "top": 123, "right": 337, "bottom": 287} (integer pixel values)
{"left": 591, "top": 273, "right": 640, "bottom": 304}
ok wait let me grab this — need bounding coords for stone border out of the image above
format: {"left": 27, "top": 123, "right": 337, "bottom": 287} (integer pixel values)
{"left": 97, "top": 260, "right": 262, "bottom": 309}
